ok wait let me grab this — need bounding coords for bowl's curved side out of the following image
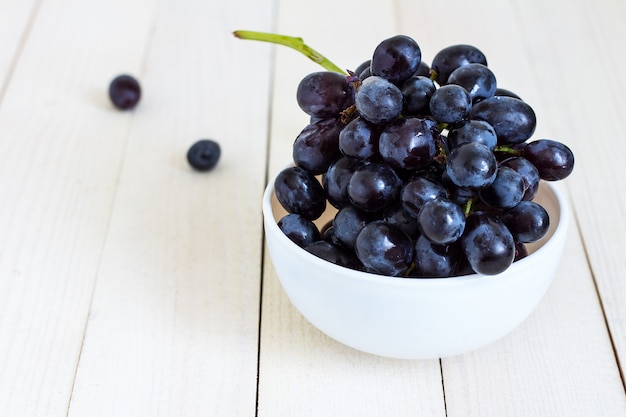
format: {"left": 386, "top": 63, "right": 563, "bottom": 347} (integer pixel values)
{"left": 262, "top": 178, "right": 570, "bottom": 359}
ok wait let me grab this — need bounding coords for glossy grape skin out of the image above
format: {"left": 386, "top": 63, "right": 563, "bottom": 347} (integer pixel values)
{"left": 296, "top": 72, "right": 354, "bottom": 118}
{"left": 379, "top": 117, "right": 437, "bottom": 171}
{"left": 354, "top": 60, "right": 371, "bottom": 78}
{"left": 447, "top": 63, "right": 497, "bottom": 102}
{"left": 445, "top": 142, "right": 497, "bottom": 189}
{"left": 418, "top": 198, "right": 466, "bottom": 245}
{"left": 348, "top": 162, "right": 402, "bottom": 212}
{"left": 478, "top": 166, "right": 525, "bottom": 209}
{"left": 501, "top": 200, "right": 550, "bottom": 243}
{"left": 430, "top": 44, "right": 488, "bottom": 85}
{"left": 446, "top": 119, "right": 498, "bottom": 151}
{"left": 462, "top": 211, "right": 515, "bottom": 275}
{"left": 354, "top": 76, "right": 403, "bottom": 124}
{"left": 413, "top": 236, "right": 460, "bottom": 277}
{"left": 400, "top": 176, "right": 447, "bottom": 219}
{"left": 323, "top": 156, "right": 360, "bottom": 209}
{"left": 305, "top": 240, "right": 363, "bottom": 270}
{"left": 187, "top": 139, "right": 221, "bottom": 171}
{"left": 499, "top": 156, "right": 540, "bottom": 200}
{"left": 292, "top": 118, "right": 343, "bottom": 174}
{"left": 371, "top": 35, "right": 422, "bottom": 85}
{"left": 470, "top": 96, "right": 537, "bottom": 145}
{"left": 414, "top": 61, "right": 431, "bottom": 77}
{"left": 494, "top": 87, "right": 521, "bottom": 100}
{"left": 355, "top": 221, "right": 414, "bottom": 276}
{"left": 333, "top": 205, "right": 372, "bottom": 249}
{"left": 522, "top": 139, "right": 575, "bottom": 181}
{"left": 401, "top": 76, "right": 436, "bottom": 116}
{"left": 277, "top": 213, "right": 321, "bottom": 247}
{"left": 383, "top": 202, "right": 420, "bottom": 237}
{"left": 429, "top": 84, "right": 472, "bottom": 124}
{"left": 338, "top": 117, "right": 382, "bottom": 160}
{"left": 109, "top": 74, "right": 141, "bottom": 110}
{"left": 274, "top": 166, "right": 326, "bottom": 220}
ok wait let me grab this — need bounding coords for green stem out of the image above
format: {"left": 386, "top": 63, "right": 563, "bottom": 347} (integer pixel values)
{"left": 233, "top": 30, "right": 346, "bottom": 75}
{"left": 493, "top": 145, "right": 522, "bottom": 156}
{"left": 463, "top": 199, "right": 474, "bottom": 217}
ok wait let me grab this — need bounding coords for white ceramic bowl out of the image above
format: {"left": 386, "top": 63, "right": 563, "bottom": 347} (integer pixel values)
{"left": 262, "top": 167, "right": 569, "bottom": 359}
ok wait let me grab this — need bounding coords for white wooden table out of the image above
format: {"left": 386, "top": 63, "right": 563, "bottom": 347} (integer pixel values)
{"left": 1, "top": 0, "right": 625, "bottom": 415}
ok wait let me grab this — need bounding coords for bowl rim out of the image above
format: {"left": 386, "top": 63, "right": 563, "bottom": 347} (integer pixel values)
{"left": 262, "top": 167, "right": 570, "bottom": 289}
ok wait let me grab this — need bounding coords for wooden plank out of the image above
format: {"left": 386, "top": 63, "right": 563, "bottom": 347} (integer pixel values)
{"left": 65, "top": 0, "right": 273, "bottom": 416}
{"left": 258, "top": 0, "right": 446, "bottom": 415}
{"left": 0, "top": 0, "right": 156, "bottom": 416}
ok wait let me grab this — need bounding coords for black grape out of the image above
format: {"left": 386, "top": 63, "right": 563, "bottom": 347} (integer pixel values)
{"left": 431, "top": 44, "right": 488, "bottom": 85}
{"left": 462, "top": 212, "right": 515, "bottom": 275}
{"left": 354, "top": 76, "right": 403, "bottom": 124}
{"left": 338, "top": 117, "right": 382, "bottom": 160}
{"left": 470, "top": 96, "right": 537, "bottom": 145}
{"left": 274, "top": 166, "right": 326, "bottom": 220}
{"left": 478, "top": 166, "right": 525, "bottom": 209}
{"left": 348, "top": 161, "right": 402, "bottom": 212}
{"left": 371, "top": 35, "right": 422, "bottom": 85}
{"left": 448, "top": 63, "right": 497, "bottom": 102}
{"left": 379, "top": 117, "right": 437, "bottom": 171}
{"left": 278, "top": 213, "right": 321, "bottom": 247}
{"left": 296, "top": 71, "right": 354, "bottom": 118}
{"left": 418, "top": 198, "right": 466, "bottom": 245}
{"left": 429, "top": 84, "right": 472, "bottom": 124}
{"left": 292, "top": 118, "right": 343, "bottom": 175}
{"left": 522, "top": 139, "right": 575, "bottom": 181}
{"left": 445, "top": 142, "right": 497, "bottom": 189}
{"left": 109, "top": 74, "right": 141, "bottom": 110}
{"left": 355, "top": 221, "right": 414, "bottom": 276}
{"left": 501, "top": 200, "right": 550, "bottom": 243}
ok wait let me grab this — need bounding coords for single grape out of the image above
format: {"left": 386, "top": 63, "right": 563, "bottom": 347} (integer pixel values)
{"left": 333, "top": 205, "right": 372, "bottom": 249}
{"left": 462, "top": 211, "right": 515, "bottom": 275}
{"left": 370, "top": 35, "right": 422, "bottom": 85}
{"left": 430, "top": 44, "right": 488, "bottom": 85}
{"left": 354, "top": 76, "right": 403, "bottom": 124}
{"left": 522, "top": 139, "right": 575, "bottom": 181}
{"left": 429, "top": 84, "right": 472, "bottom": 124}
{"left": 445, "top": 142, "right": 497, "bottom": 189}
{"left": 414, "top": 60, "right": 431, "bottom": 77}
{"left": 413, "top": 236, "right": 460, "bottom": 277}
{"left": 446, "top": 119, "right": 498, "bottom": 151}
{"left": 469, "top": 96, "right": 537, "bottom": 145}
{"left": 187, "top": 139, "right": 221, "bottom": 171}
{"left": 293, "top": 118, "right": 343, "bottom": 175}
{"left": 382, "top": 202, "right": 420, "bottom": 237}
{"left": 499, "top": 156, "right": 540, "bottom": 200}
{"left": 109, "top": 74, "right": 141, "bottom": 110}
{"left": 305, "top": 240, "right": 363, "bottom": 270}
{"left": 355, "top": 221, "right": 414, "bottom": 276}
{"left": 501, "top": 200, "right": 550, "bottom": 243}
{"left": 354, "top": 60, "right": 371, "bottom": 78}
{"left": 348, "top": 161, "right": 402, "bottom": 212}
{"left": 278, "top": 213, "right": 321, "bottom": 247}
{"left": 418, "top": 198, "right": 466, "bottom": 245}
{"left": 478, "top": 166, "right": 525, "bottom": 209}
{"left": 401, "top": 76, "right": 436, "bottom": 116}
{"left": 323, "top": 156, "right": 360, "bottom": 209}
{"left": 296, "top": 71, "right": 354, "bottom": 118}
{"left": 379, "top": 117, "right": 437, "bottom": 171}
{"left": 447, "top": 63, "right": 497, "bottom": 102}
{"left": 400, "top": 176, "right": 447, "bottom": 219}
{"left": 338, "top": 117, "right": 382, "bottom": 160}
{"left": 274, "top": 166, "right": 326, "bottom": 220}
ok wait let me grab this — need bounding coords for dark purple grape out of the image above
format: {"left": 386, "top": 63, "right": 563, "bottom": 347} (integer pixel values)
{"left": 323, "top": 156, "right": 360, "bottom": 209}
{"left": 370, "top": 35, "right": 422, "bottom": 85}
{"left": 429, "top": 84, "right": 472, "bottom": 124}
{"left": 445, "top": 142, "right": 497, "bottom": 189}
{"left": 478, "top": 166, "right": 525, "bottom": 209}
{"left": 354, "top": 60, "right": 371, "bottom": 78}
{"left": 348, "top": 161, "right": 402, "bottom": 212}
{"left": 401, "top": 76, "right": 436, "bottom": 116}
{"left": 462, "top": 211, "right": 515, "bottom": 275}
{"left": 494, "top": 87, "right": 521, "bottom": 100}
{"left": 414, "top": 60, "right": 431, "bottom": 77}
{"left": 354, "top": 76, "right": 403, "bottom": 124}
{"left": 446, "top": 120, "right": 498, "bottom": 151}
{"left": 305, "top": 240, "right": 362, "bottom": 270}
{"left": 413, "top": 236, "right": 460, "bottom": 277}
{"left": 418, "top": 198, "right": 466, "bottom": 245}
{"left": 333, "top": 205, "right": 372, "bottom": 249}
{"left": 187, "top": 139, "right": 221, "bottom": 171}
{"left": 430, "top": 44, "right": 488, "bottom": 85}
{"left": 109, "top": 74, "right": 141, "bottom": 110}
{"left": 355, "top": 221, "right": 414, "bottom": 276}
{"left": 447, "top": 63, "right": 497, "bottom": 102}
{"left": 499, "top": 156, "right": 540, "bottom": 200}
{"left": 296, "top": 72, "right": 354, "bottom": 118}
{"left": 278, "top": 213, "right": 320, "bottom": 247}
{"left": 379, "top": 117, "right": 437, "bottom": 171}
{"left": 338, "top": 117, "right": 382, "bottom": 160}
{"left": 400, "top": 176, "right": 447, "bottom": 219}
{"left": 522, "top": 139, "right": 575, "bottom": 181}
{"left": 292, "top": 118, "right": 343, "bottom": 175}
{"left": 501, "top": 201, "right": 550, "bottom": 243}
{"left": 382, "top": 202, "right": 420, "bottom": 237}
{"left": 470, "top": 96, "right": 536, "bottom": 145}
{"left": 274, "top": 166, "right": 326, "bottom": 220}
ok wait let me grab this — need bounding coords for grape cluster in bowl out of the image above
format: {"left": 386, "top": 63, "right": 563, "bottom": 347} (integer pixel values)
{"left": 274, "top": 35, "right": 574, "bottom": 278}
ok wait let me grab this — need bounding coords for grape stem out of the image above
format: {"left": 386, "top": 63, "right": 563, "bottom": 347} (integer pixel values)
{"left": 494, "top": 145, "right": 522, "bottom": 156}
{"left": 233, "top": 30, "right": 347, "bottom": 75}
